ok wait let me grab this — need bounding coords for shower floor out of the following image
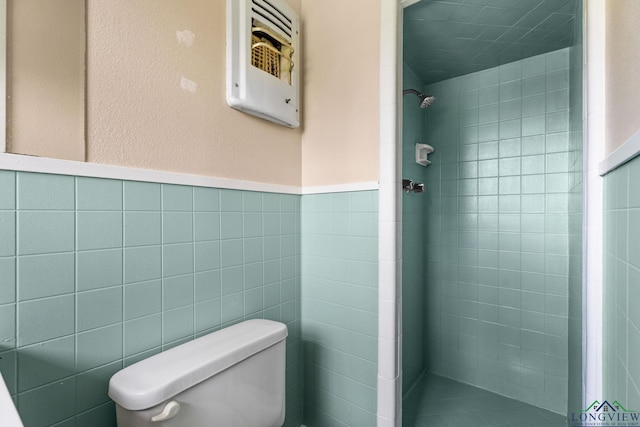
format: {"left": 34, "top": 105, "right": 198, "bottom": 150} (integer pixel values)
{"left": 403, "top": 373, "right": 568, "bottom": 427}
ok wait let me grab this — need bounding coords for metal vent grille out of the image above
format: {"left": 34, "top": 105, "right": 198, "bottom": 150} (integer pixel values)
{"left": 250, "top": 0, "right": 294, "bottom": 83}
{"left": 251, "top": 0, "right": 292, "bottom": 40}
{"left": 251, "top": 34, "right": 281, "bottom": 79}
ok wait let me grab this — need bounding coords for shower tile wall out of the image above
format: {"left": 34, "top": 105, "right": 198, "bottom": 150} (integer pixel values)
{"left": 422, "top": 48, "right": 572, "bottom": 415}
{"left": 301, "top": 191, "right": 378, "bottom": 427}
{"left": 0, "top": 171, "right": 303, "bottom": 427}
{"left": 402, "top": 63, "right": 427, "bottom": 396}
{"left": 603, "top": 156, "right": 640, "bottom": 408}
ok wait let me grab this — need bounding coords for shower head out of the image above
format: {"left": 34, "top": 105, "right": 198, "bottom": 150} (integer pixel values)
{"left": 419, "top": 94, "right": 436, "bottom": 109}
{"left": 403, "top": 89, "right": 436, "bottom": 109}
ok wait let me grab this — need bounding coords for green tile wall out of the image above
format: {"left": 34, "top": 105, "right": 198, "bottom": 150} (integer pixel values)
{"left": 603, "top": 155, "right": 640, "bottom": 409}
{"left": 301, "top": 191, "right": 378, "bottom": 427}
{"left": 422, "top": 48, "right": 574, "bottom": 415}
{"left": 0, "top": 171, "right": 303, "bottom": 427}
{"left": 402, "top": 63, "right": 427, "bottom": 396}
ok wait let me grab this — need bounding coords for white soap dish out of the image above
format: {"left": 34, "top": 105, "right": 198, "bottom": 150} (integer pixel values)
{"left": 415, "top": 143, "right": 434, "bottom": 166}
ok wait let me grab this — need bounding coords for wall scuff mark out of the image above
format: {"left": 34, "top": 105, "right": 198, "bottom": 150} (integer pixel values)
{"left": 176, "top": 29, "right": 195, "bottom": 47}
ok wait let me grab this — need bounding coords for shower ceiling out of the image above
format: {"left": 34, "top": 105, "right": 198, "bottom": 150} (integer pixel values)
{"left": 404, "top": 0, "right": 578, "bottom": 85}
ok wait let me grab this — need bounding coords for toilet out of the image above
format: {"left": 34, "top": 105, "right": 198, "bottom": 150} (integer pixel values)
{"left": 108, "top": 319, "right": 288, "bottom": 427}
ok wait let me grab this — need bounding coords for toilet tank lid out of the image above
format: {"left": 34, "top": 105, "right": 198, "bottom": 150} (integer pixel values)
{"left": 108, "top": 319, "right": 287, "bottom": 410}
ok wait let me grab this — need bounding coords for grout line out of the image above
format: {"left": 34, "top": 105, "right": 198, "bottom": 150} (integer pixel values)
{"left": 120, "top": 180, "right": 125, "bottom": 367}
{"left": 160, "top": 184, "right": 164, "bottom": 350}
{"left": 191, "top": 186, "right": 195, "bottom": 339}
{"left": 73, "top": 177, "right": 78, "bottom": 385}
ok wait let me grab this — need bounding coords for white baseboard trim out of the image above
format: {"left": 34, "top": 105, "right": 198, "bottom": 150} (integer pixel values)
{"left": 599, "top": 129, "right": 640, "bottom": 176}
{"left": 0, "top": 153, "right": 379, "bottom": 195}
{"left": 301, "top": 181, "right": 379, "bottom": 194}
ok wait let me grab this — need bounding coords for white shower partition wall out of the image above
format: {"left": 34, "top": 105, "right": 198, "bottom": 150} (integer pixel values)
{"left": 377, "top": 0, "right": 403, "bottom": 426}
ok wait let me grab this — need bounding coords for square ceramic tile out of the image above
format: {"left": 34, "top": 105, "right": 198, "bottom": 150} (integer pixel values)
{"left": 18, "top": 295, "right": 75, "bottom": 346}
{"left": 220, "top": 239, "right": 243, "bottom": 268}
{"left": 195, "top": 298, "right": 221, "bottom": 333}
{"left": 162, "top": 306, "right": 194, "bottom": 345}
{"left": 499, "top": 120, "right": 522, "bottom": 140}
{"left": 522, "top": 114, "right": 546, "bottom": 136}
{"left": 264, "top": 213, "right": 281, "bottom": 236}
{"left": 194, "top": 270, "right": 221, "bottom": 302}
{"left": 0, "top": 257, "right": 15, "bottom": 305}
{"left": 546, "top": 132, "right": 570, "bottom": 153}
{"left": 124, "top": 280, "right": 161, "bottom": 320}
{"left": 500, "top": 80, "right": 521, "bottom": 102}
{"left": 18, "top": 253, "right": 74, "bottom": 301}
{"left": 17, "top": 373, "right": 75, "bottom": 427}
{"left": 124, "top": 246, "right": 162, "bottom": 284}
{"left": 220, "top": 190, "right": 243, "bottom": 212}
{"left": 162, "top": 184, "right": 192, "bottom": 211}
{"left": 76, "top": 177, "right": 122, "bottom": 211}
{"left": 77, "top": 249, "right": 123, "bottom": 291}
{"left": 244, "top": 263, "right": 264, "bottom": 290}
{"left": 522, "top": 135, "right": 545, "bottom": 156}
{"left": 546, "top": 89, "right": 569, "bottom": 112}
{"left": 193, "top": 187, "right": 220, "bottom": 212}
{"left": 123, "top": 181, "right": 161, "bottom": 211}
{"left": 195, "top": 212, "right": 221, "bottom": 241}
{"left": 546, "top": 111, "right": 569, "bottom": 133}
{"left": 124, "top": 314, "right": 161, "bottom": 357}
{"left": 162, "top": 243, "right": 194, "bottom": 277}
{"left": 75, "top": 361, "right": 121, "bottom": 413}
{"left": 0, "top": 211, "right": 15, "bottom": 257}
{"left": 220, "top": 212, "right": 243, "bottom": 240}
{"left": 77, "top": 211, "right": 123, "bottom": 250}
{"left": 125, "top": 212, "right": 161, "bottom": 247}
{"left": 0, "top": 349, "right": 16, "bottom": 394}
{"left": 522, "top": 94, "right": 545, "bottom": 117}
{"left": 220, "top": 292, "right": 243, "bottom": 324}
{"left": 162, "top": 212, "right": 193, "bottom": 244}
{"left": 629, "top": 162, "right": 640, "bottom": 208}
{"left": 18, "top": 211, "right": 74, "bottom": 255}
{"left": 0, "top": 303, "right": 15, "bottom": 350}
{"left": 262, "top": 193, "right": 282, "bottom": 213}
{"left": 499, "top": 157, "right": 521, "bottom": 176}
{"left": 76, "top": 325, "right": 122, "bottom": 372}
{"left": 0, "top": 171, "right": 15, "bottom": 210}
{"left": 17, "top": 173, "right": 74, "bottom": 210}
{"left": 221, "top": 266, "right": 244, "bottom": 296}
{"left": 244, "top": 287, "right": 263, "bottom": 315}
{"left": 162, "top": 275, "right": 194, "bottom": 310}
{"left": 77, "top": 287, "right": 123, "bottom": 332}
{"left": 522, "top": 74, "right": 546, "bottom": 97}
{"left": 546, "top": 49, "right": 570, "bottom": 72}
{"left": 520, "top": 53, "right": 546, "bottom": 77}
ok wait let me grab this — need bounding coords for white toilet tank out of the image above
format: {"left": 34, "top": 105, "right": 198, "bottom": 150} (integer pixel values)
{"left": 108, "top": 319, "right": 287, "bottom": 427}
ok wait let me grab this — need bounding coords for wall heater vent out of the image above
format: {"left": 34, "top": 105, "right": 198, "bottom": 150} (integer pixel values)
{"left": 226, "top": 0, "right": 300, "bottom": 128}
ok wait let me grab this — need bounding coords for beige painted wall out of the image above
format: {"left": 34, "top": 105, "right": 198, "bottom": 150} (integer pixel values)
{"left": 300, "top": 0, "right": 380, "bottom": 187}
{"left": 605, "top": 0, "right": 640, "bottom": 155}
{"left": 7, "top": 0, "right": 381, "bottom": 187}
{"left": 86, "top": 0, "right": 302, "bottom": 186}
{"left": 7, "top": 0, "right": 85, "bottom": 161}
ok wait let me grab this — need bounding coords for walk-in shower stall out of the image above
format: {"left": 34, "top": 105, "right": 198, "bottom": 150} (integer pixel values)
{"left": 401, "top": 0, "right": 584, "bottom": 424}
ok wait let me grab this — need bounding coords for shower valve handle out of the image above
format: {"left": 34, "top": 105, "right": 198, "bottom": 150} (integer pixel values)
{"left": 402, "top": 179, "right": 425, "bottom": 193}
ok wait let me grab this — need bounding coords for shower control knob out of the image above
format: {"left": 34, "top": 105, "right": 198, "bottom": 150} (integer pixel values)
{"left": 402, "top": 179, "right": 425, "bottom": 193}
